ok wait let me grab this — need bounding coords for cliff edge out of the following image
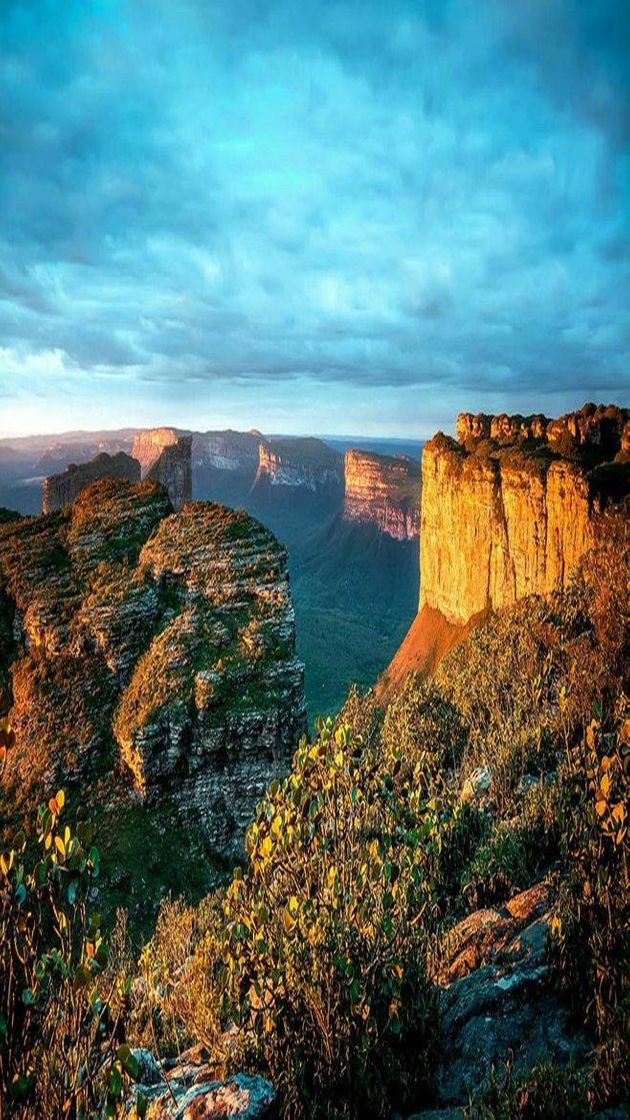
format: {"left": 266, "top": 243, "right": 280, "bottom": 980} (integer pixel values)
{"left": 342, "top": 449, "right": 420, "bottom": 541}
{"left": 379, "top": 403, "right": 629, "bottom": 697}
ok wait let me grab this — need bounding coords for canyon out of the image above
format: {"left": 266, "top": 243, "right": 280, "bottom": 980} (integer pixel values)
{"left": 380, "top": 403, "right": 629, "bottom": 696}
{"left": 255, "top": 437, "right": 344, "bottom": 493}
{"left": 0, "top": 480, "right": 306, "bottom": 876}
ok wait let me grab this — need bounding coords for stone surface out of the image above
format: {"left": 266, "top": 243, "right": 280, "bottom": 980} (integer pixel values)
{"left": 0, "top": 481, "right": 306, "bottom": 858}
{"left": 42, "top": 452, "right": 141, "bottom": 513}
{"left": 127, "top": 1052, "right": 276, "bottom": 1120}
{"left": 432, "top": 878, "right": 589, "bottom": 1106}
{"left": 255, "top": 437, "right": 343, "bottom": 492}
{"left": 132, "top": 428, "right": 192, "bottom": 510}
{"left": 342, "top": 449, "right": 420, "bottom": 540}
{"left": 192, "top": 431, "right": 261, "bottom": 474}
{"left": 382, "top": 403, "right": 629, "bottom": 693}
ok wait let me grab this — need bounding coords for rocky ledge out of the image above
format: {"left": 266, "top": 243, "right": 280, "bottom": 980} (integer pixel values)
{"left": 0, "top": 481, "right": 306, "bottom": 859}
{"left": 132, "top": 428, "right": 192, "bottom": 510}
{"left": 342, "top": 449, "right": 420, "bottom": 540}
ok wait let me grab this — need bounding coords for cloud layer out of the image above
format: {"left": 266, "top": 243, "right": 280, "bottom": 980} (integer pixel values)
{"left": 1, "top": 0, "right": 628, "bottom": 435}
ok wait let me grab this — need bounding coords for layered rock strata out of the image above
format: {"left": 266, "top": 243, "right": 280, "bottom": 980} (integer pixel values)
{"left": 132, "top": 428, "right": 192, "bottom": 510}
{"left": 42, "top": 452, "right": 141, "bottom": 513}
{"left": 255, "top": 438, "right": 343, "bottom": 492}
{"left": 380, "top": 403, "right": 629, "bottom": 696}
{"left": 193, "top": 430, "right": 262, "bottom": 474}
{"left": 342, "top": 449, "right": 420, "bottom": 540}
{"left": 0, "top": 481, "right": 306, "bottom": 857}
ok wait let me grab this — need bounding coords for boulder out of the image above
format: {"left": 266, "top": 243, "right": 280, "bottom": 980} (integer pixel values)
{"left": 432, "top": 878, "right": 589, "bottom": 1106}
{"left": 127, "top": 1049, "right": 275, "bottom": 1119}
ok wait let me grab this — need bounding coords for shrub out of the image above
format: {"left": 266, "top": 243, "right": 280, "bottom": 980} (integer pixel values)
{"left": 549, "top": 712, "right": 629, "bottom": 1104}
{"left": 467, "top": 1060, "right": 593, "bottom": 1119}
{"left": 0, "top": 771, "right": 138, "bottom": 1118}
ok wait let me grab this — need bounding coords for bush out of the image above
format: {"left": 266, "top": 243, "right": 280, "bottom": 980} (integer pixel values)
{"left": 549, "top": 712, "right": 629, "bottom": 1104}
{"left": 0, "top": 758, "right": 138, "bottom": 1117}
{"left": 467, "top": 1060, "right": 593, "bottom": 1119}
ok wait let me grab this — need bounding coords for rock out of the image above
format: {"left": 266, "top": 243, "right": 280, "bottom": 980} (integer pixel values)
{"left": 382, "top": 402, "right": 629, "bottom": 689}
{"left": 131, "top": 1049, "right": 162, "bottom": 1087}
{"left": 516, "top": 771, "right": 556, "bottom": 797}
{"left": 255, "top": 437, "right": 343, "bottom": 493}
{"left": 42, "top": 452, "right": 141, "bottom": 513}
{"left": 132, "top": 428, "right": 192, "bottom": 510}
{"left": 0, "top": 482, "right": 306, "bottom": 859}
{"left": 192, "top": 431, "right": 261, "bottom": 475}
{"left": 432, "top": 878, "right": 589, "bottom": 1106}
{"left": 342, "top": 449, "right": 421, "bottom": 541}
{"left": 460, "top": 766, "right": 491, "bottom": 805}
{"left": 128, "top": 1058, "right": 276, "bottom": 1119}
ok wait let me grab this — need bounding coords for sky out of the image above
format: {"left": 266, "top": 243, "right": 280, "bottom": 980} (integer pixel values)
{"left": 0, "top": 0, "right": 629, "bottom": 438}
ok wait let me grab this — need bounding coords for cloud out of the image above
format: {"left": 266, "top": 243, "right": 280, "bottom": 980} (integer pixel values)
{"left": 0, "top": 0, "right": 628, "bottom": 436}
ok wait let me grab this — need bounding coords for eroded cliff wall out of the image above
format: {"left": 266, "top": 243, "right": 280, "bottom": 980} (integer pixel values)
{"left": 380, "top": 404, "right": 629, "bottom": 697}
{"left": 342, "top": 450, "right": 420, "bottom": 540}
{"left": 0, "top": 481, "right": 306, "bottom": 859}
{"left": 42, "top": 452, "right": 141, "bottom": 513}
{"left": 132, "top": 428, "right": 192, "bottom": 510}
{"left": 256, "top": 438, "right": 344, "bottom": 492}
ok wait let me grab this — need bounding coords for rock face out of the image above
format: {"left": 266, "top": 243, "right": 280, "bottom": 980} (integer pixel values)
{"left": 255, "top": 437, "right": 343, "bottom": 492}
{"left": 380, "top": 404, "right": 629, "bottom": 696}
{"left": 431, "top": 878, "right": 588, "bottom": 1107}
{"left": 193, "top": 430, "right": 261, "bottom": 474}
{"left": 42, "top": 452, "right": 141, "bottom": 513}
{"left": 132, "top": 428, "right": 192, "bottom": 510}
{"left": 342, "top": 449, "right": 420, "bottom": 540}
{"left": 0, "top": 481, "right": 306, "bottom": 858}
{"left": 126, "top": 1052, "right": 276, "bottom": 1120}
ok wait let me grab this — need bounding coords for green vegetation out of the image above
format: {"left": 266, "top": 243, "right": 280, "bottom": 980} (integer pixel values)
{"left": 0, "top": 766, "right": 139, "bottom": 1118}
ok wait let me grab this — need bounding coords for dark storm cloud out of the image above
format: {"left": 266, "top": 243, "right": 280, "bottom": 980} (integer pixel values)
{"left": 0, "top": 0, "right": 628, "bottom": 434}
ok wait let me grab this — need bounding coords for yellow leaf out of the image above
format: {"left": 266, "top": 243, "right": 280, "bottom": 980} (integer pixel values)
{"left": 595, "top": 800, "right": 607, "bottom": 817}
{"left": 55, "top": 836, "right": 65, "bottom": 858}
{"left": 56, "top": 789, "right": 65, "bottom": 811}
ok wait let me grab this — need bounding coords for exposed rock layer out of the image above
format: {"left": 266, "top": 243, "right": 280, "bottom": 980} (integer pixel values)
{"left": 255, "top": 438, "right": 343, "bottom": 492}
{"left": 380, "top": 403, "right": 629, "bottom": 695}
{"left": 42, "top": 452, "right": 141, "bottom": 514}
{"left": 342, "top": 449, "right": 420, "bottom": 540}
{"left": 131, "top": 429, "right": 192, "bottom": 510}
{"left": 192, "top": 431, "right": 261, "bottom": 474}
{"left": 0, "top": 481, "right": 306, "bottom": 858}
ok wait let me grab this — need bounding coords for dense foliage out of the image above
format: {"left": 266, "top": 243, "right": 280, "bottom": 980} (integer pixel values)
{"left": 0, "top": 746, "right": 138, "bottom": 1119}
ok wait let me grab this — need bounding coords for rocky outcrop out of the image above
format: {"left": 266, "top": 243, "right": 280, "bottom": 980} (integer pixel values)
{"left": 126, "top": 1049, "right": 275, "bottom": 1120}
{"left": 342, "top": 449, "right": 420, "bottom": 540}
{"left": 255, "top": 438, "right": 343, "bottom": 492}
{"left": 418, "top": 426, "right": 626, "bottom": 628}
{"left": 430, "top": 878, "right": 588, "bottom": 1107}
{"left": 0, "top": 481, "right": 306, "bottom": 859}
{"left": 42, "top": 452, "right": 141, "bottom": 513}
{"left": 132, "top": 428, "right": 192, "bottom": 510}
{"left": 380, "top": 404, "right": 629, "bottom": 696}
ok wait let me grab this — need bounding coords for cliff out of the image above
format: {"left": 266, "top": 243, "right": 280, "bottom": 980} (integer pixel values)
{"left": 342, "top": 449, "right": 420, "bottom": 540}
{"left": 193, "top": 430, "right": 261, "bottom": 474}
{"left": 380, "top": 403, "right": 629, "bottom": 696}
{"left": 0, "top": 481, "right": 306, "bottom": 860}
{"left": 255, "top": 438, "right": 343, "bottom": 492}
{"left": 42, "top": 451, "right": 141, "bottom": 513}
{"left": 132, "top": 428, "right": 192, "bottom": 510}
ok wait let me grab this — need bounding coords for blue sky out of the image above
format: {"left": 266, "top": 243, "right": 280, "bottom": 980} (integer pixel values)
{"left": 0, "top": 0, "right": 629, "bottom": 437}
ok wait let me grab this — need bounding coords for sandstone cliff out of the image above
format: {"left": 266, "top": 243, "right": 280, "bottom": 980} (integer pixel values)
{"left": 380, "top": 403, "right": 629, "bottom": 696}
{"left": 0, "top": 481, "right": 306, "bottom": 860}
{"left": 255, "top": 438, "right": 343, "bottom": 492}
{"left": 193, "top": 430, "right": 261, "bottom": 474}
{"left": 42, "top": 452, "right": 141, "bottom": 513}
{"left": 342, "top": 449, "right": 420, "bottom": 540}
{"left": 132, "top": 428, "right": 192, "bottom": 510}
